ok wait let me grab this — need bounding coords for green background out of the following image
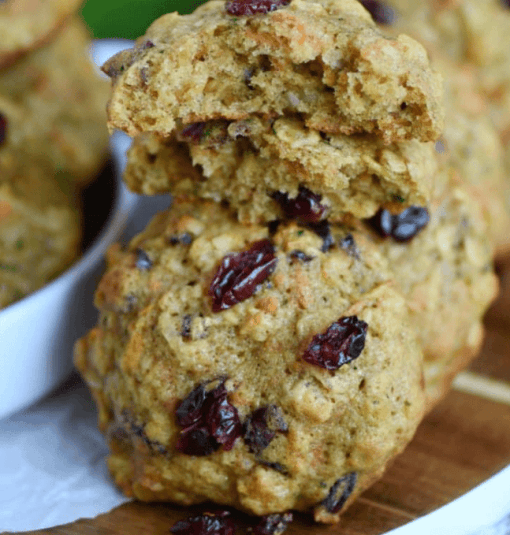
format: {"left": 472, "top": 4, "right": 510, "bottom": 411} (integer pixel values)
{"left": 81, "top": 0, "right": 206, "bottom": 39}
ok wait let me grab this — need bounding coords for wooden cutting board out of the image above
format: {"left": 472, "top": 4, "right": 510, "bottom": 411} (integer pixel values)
{"left": 17, "top": 260, "right": 510, "bottom": 535}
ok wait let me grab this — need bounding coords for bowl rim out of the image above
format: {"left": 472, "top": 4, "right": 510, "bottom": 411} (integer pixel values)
{"left": 0, "top": 161, "right": 129, "bottom": 317}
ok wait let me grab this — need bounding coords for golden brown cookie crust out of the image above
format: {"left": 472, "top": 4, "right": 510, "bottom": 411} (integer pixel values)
{"left": 103, "top": 0, "right": 444, "bottom": 143}
{"left": 75, "top": 197, "right": 425, "bottom": 522}
{"left": 0, "top": 17, "right": 110, "bottom": 185}
{"left": 0, "top": 0, "right": 83, "bottom": 68}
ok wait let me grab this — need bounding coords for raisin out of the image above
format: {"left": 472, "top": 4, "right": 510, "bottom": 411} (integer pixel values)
{"left": 0, "top": 112, "right": 6, "bottom": 146}
{"left": 339, "top": 234, "right": 360, "bottom": 259}
{"left": 359, "top": 0, "right": 396, "bottom": 25}
{"left": 116, "top": 412, "right": 166, "bottom": 454}
{"left": 175, "top": 379, "right": 242, "bottom": 456}
{"left": 130, "top": 422, "right": 166, "bottom": 454}
{"left": 244, "top": 405, "right": 287, "bottom": 455}
{"left": 209, "top": 240, "right": 277, "bottom": 312}
{"left": 249, "top": 513, "right": 293, "bottom": 535}
{"left": 226, "top": 0, "right": 290, "bottom": 16}
{"left": 171, "top": 511, "right": 235, "bottom": 535}
{"left": 244, "top": 68, "right": 256, "bottom": 89}
{"left": 322, "top": 473, "right": 357, "bottom": 514}
{"left": 135, "top": 248, "right": 152, "bottom": 270}
{"left": 267, "top": 220, "right": 281, "bottom": 236}
{"left": 306, "top": 220, "right": 334, "bottom": 252}
{"left": 169, "top": 233, "right": 193, "bottom": 245}
{"left": 181, "top": 315, "right": 192, "bottom": 339}
{"left": 368, "top": 206, "right": 429, "bottom": 242}
{"left": 501, "top": 0, "right": 510, "bottom": 8}
{"left": 272, "top": 186, "right": 327, "bottom": 223}
{"left": 303, "top": 316, "right": 368, "bottom": 371}
{"left": 258, "top": 460, "right": 289, "bottom": 475}
{"left": 289, "top": 250, "right": 313, "bottom": 263}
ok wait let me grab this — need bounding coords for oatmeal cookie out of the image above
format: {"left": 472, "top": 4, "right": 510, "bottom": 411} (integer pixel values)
{"left": 0, "top": 0, "right": 83, "bottom": 68}
{"left": 103, "top": 0, "right": 444, "bottom": 143}
{"left": 0, "top": 17, "right": 110, "bottom": 185}
{"left": 0, "top": 164, "right": 81, "bottom": 309}
{"left": 437, "top": 56, "right": 510, "bottom": 256}
{"left": 359, "top": 168, "right": 498, "bottom": 408}
{"left": 361, "top": 0, "right": 510, "bottom": 249}
{"left": 124, "top": 118, "right": 438, "bottom": 222}
{"left": 75, "top": 196, "right": 425, "bottom": 523}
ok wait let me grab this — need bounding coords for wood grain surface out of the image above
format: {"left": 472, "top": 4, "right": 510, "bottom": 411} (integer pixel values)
{"left": 14, "top": 260, "right": 510, "bottom": 535}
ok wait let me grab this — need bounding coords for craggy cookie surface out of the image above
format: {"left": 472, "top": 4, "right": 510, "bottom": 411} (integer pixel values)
{"left": 363, "top": 0, "right": 510, "bottom": 244}
{"left": 75, "top": 197, "right": 425, "bottom": 523}
{"left": 0, "top": 164, "right": 81, "bottom": 309}
{"left": 124, "top": 117, "right": 438, "bottom": 222}
{"left": 436, "top": 55, "right": 510, "bottom": 255}
{"left": 359, "top": 169, "right": 498, "bottom": 408}
{"left": 0, "top": 0, "right": 82, "bottom": 67}
{"left": 0, "top": 17, "right": 110, "bottom": 185}
{"left": 103, "top": 0, "right": 444, "bottom": 143}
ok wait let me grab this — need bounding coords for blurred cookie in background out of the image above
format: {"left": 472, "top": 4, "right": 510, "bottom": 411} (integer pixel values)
{"left": 0, "top": 163, "right": 81, "bottom": 309}
{"left": 0, "top": 17, "right": 110, "bottom": 186}
{"left": 0, "top": 0, "right": 83, "bottom": 68}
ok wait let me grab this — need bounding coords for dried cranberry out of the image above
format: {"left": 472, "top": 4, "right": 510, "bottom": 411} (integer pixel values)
{"left": 226, "top": 0, "right": 290, "bottom": 16}
{"left": 368, "top": 206, "right": 429, "bottom": 242}
{"left": 244, "top": 405, "right": 287, "bottom": 455}
{"left": 306, "top": 220, "right": 334, "bottom": 252}
{"left": 176, "top": 427, "right": 218, "bottom": 457}
{"left": 0, "top": 113, "right": 7, "bottom": 146}
{"left": 179, "top": 121, "right": 229, "bottom": 146}
{"left": 250, "top": 513, "right": 293, "bottom": 535}
{"left": 209, "top": 240, "right": 277, "bottom": 312}
{"left": 176, "top": 383, "right": 208, "bottom": 428}
{"left": 322, "top": 473, "right": 357, "bottom": 514}
{"left": 171, "top": 511, "right": 235, "bottom": 535}
{"left": 272, "top": 186, "right": 327, "bottom": 223}
{"left": 141, "top": 40, "right": 155, "bottom": 49}
{"left": 175, "top": 379, "right": 242, "bottom": 456}
{"left": 303, "top": 316, "right": 368, "bottom": 371}
{"left": 359, "top": 0, "right": 396, "bottom": 25}
{"left": 135, "top": 248, "right": 152, "bottom": 270}
{"left": 210, "top": 396, "right": 242, "bottom": 450}
{"left": 179, "top": 123, "right": 207, "bottom": 144}
{"left": 289, "top": 250, "right": 313, "bottom": 263}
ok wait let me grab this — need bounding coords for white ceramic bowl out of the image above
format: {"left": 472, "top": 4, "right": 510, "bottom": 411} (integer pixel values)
{"left": 0, "top": 41, "right": 140, "bottom": 421}
{"left": 0, "top": 132, "right": 138, "bottom": 421}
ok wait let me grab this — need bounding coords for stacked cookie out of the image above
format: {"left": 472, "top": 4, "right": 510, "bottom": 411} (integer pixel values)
{"left": 75, "top": 0, "right": 500, "bottom": 524}
{"left": 365, "top": 0, "right": 510, "bottom": 257}
{"left": 0, "top": 2, "right": 110, "bottom": 308}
